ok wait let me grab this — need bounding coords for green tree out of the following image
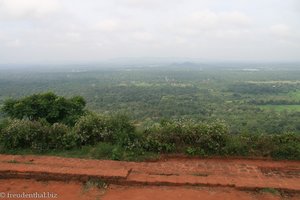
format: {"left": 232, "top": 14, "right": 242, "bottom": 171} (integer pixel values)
{"left": 1, "top": 92, "right": 86, "bottom": 125}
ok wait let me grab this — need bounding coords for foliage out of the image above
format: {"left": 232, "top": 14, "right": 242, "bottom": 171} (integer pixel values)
{"left": 0, "top": 83, "right": 300, "bottom": 160}
{"left": 74, "top": 113, "right": 137, "bottom": 147}
{"left": 259, "top": 188, "right": 280, "bottom": 196}
{"left": 224, "top": 132, "right": 300, "bottom": 160}
{"left": 228, "top": 83, "right": 297, "bottom": 94}
{"left": 1, "top": 67, "right": 300, "bottom": 134}
{"left": 74, "top": 114, "right": 111, "bottom": 145}
{"left": 2, "top": 92, "right": 86, "bottom": 125}
{"left": 271, "top": 133, "right": 300, "bottom": 160}
{"left": 0, "top": 119, "right": 78, "bottom": 151}
{"left": 143, "top": 120, "right": 229, "bottom": 155}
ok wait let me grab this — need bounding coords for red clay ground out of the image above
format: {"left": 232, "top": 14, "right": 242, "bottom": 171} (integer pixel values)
{"left": 1, "top": 180, "right": 299, "bottom": 200}
{"left": 0, "top": 154, "right": 299, "bottom": 200}
{"left": 103, "top": 185, "right": 300, "bottom": 200}
{"left": 0, "top": 179, "right": 106, "bottom": 200}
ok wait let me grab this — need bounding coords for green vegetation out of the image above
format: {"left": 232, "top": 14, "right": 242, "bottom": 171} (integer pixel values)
{"left": 0, "top": 93, "right": 299, "bottom": 160}
{"left": 2, "top": 92, "right": 86, "bottom": 125}
{"left": 83, "top": 179, "right": 108, "bottom": 192}
{"left": 1, "top": 66, "right": 300, "bottom": 134}
{"left": 259, "top": 188, "right": 280, "bottom": 196}
{"left": 0, "top": 65, "right": 300, "bottom": 160}
{"left": 259, "top": 105, "right": 300, "bottom": 112}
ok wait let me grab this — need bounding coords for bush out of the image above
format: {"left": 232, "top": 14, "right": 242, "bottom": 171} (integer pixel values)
{"left": 271, "top": 133, "right": 300, "bottom": 160}
{"left": 1, "top": 92, "right": 86, "bottom": 126}
{"left": 1, "top": 113, "right": 299, "bottom": 161}
{"left": 74, "top": 114, "right": 111, "bottom": 145}
{"left": 143, "top": 120, "right": 229, "bottom": 154}
{"left": 1, "top": 119, "right": 49, "bottom": 151}
{"left": 224, "top": 133, "right": 275, "bottom": 157}
{"left": 49, "top": 123, "right": 79, "bottom": 149}
{"left": 223, "top": 133, "right": 300, "bottom": 160}
{"left": 0, "top": 118, "right": 10, "bottom": 131}
{"left": 90, "top": 142, "right": 117, "bottom": 159}
{"left": 74, "top": 113, "right": 137, "bottom": 147}
{"left": 0, "top": 119, "right": 78, "bottom": 151}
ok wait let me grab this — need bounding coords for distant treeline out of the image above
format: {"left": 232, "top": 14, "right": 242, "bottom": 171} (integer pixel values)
{"left": 249, "top": 99, "right": 300, "bottom": 105}
{"left": 229, "top": 83, "right": 298, "bottom": 94}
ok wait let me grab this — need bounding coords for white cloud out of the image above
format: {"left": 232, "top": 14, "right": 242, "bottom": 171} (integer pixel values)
{"left": 65, "top": 32, "right": 81, "bottom": 42}
{"left": 93, "top": 18, "right": 142, "bottom": 33}
{"left": 270, "top": 24, "right": 291, "bottom": 38}
{"left": 219, "top": 11, "right": 252, "bottom": 26}
{"left": 187, "top": 10, "right": 219, "bottom": 30}
{"left": 6, "top": 39, "right": 21, "bottom": 47}
{"left": 114, "top": 0, "right": 184, "bottom": 9}
{"left": 0, "top": 0, "right": 299, "bottom": 63}
{"left": 94, "top": 19, "right": 121, "bottom": 32}
{"left": 169, "top": 10, "right": 252, "bottom": 38}
{"left": 0, "top": 0, "right": 61, "bottom": 20}
{"left": 132, "top": 31, "right": 154, "bottom": 42}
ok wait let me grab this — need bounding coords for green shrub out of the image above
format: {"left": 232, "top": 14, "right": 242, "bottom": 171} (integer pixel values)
{"left": 0, "top": 119, "right": 78, "bottom": 151}
{"left": 190, "top": 122, "right": 228, "bottom": 155}
{"left": 2, "top": 92, "right": 86, "bottom": 126}
{"left": 224, "top": 134, "right": 250, "bottom": 156}
{"left": 48, "top": 123, "right": 79, "bottom": 150}
{"left": 74, "top": 114, "right": 111, "bottom": 145}
{"left": 143, "top": 120, "right": 229, "bottom": 154}
{"left": 0, "top": 118, "right": 10, "bottom": 132}
{"left": 185, "top": 147, "right": 197, "bottom": 156}
{"left": 271, "top": 133, "right": 300, "bottom": 160}
{"left": 49, "top": 123, "right": 69, "bottom": 148}
{"left": 1, "top": 119, "right": 49, "bottom": 151}
{"left": 59, "top": 131, "right": 80, "bottom": 150}
{"left": 223, "top": 133, "right": 300, "bottom": 159}
{"left": 74, "top": 113, "right": 136, "bottom": 147}
{"left": 90, "top": 142, "right": 116, "bottom": 159}
{"left": 224, "top": 133, "right": 275, "bottom": 157}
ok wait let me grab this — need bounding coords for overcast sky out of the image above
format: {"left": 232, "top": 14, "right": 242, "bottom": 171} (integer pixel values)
{"left": 0, "top": 0, "right": 299, "bottom": 64}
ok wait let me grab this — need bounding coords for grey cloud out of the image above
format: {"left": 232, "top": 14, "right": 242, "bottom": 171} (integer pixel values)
{"left": 0, "top": 0, "right": 299, "bottom": 63}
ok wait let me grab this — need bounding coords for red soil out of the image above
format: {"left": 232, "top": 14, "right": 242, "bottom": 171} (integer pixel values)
{"left": 103, "top": 185, "right": 288, "bottom": 200}
{"left": 0, "top": 179, "right": 105, "bottom": 200}
{"left": 1, "top": 180, "right": 299, "bottom": 200}
{"left": 0, "top": 154, "right": 299, "bottom": 200}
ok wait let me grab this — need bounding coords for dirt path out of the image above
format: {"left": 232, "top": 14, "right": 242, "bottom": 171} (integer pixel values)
{"left": 0, "top": 154, "right": 299, "bottom": 199}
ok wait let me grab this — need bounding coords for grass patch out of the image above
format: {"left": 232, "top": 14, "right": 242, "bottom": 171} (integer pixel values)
{"left": 0, "top": 142, "right": 159, "bottom": 162}
{"left": 259, "top": 188, "right": 280, "bottom": 196}
{"left": 259, "top": 105, "right": 300, "bottom": 112}
{"left": 82, "top": 179, "right": 108, "bottom": 192}
{"left": 6, "top": 159, "right": 19, "bottom": 164}
{"left": 289, "top": 91, "right": 300, "bottom": 100}
{"left": 3, "top": 160, "right": 34, "bottom": 165}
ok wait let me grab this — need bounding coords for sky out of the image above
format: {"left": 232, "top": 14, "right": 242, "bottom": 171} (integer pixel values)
{"left": 0, "top": 0, "right": 299, "bottom": 64}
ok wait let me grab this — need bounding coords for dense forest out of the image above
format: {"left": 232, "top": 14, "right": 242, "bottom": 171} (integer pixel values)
{"left": 0, "top": 63, "right": 300, "bottom": 160}
{"left": 1, "top": 64, "right": 300, "bottom": 135}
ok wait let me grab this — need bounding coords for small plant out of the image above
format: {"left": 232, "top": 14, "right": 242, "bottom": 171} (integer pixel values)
{"left": 111, "top": 147, "right": 123, "bottom": 160}
{"left": 91, "top": 142, "right": 116, "bottom": 159}
{"left": 7, "top": 159, "right": 19, "bottom": 164}
{"left": 185, "top": 147, "right": 197, "bottom": 156}
{"left": 259, "top": 188, "right": 280, "bottom": 196}
{"left": 83, "top": 179, "right": 108, "bottom": 192}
